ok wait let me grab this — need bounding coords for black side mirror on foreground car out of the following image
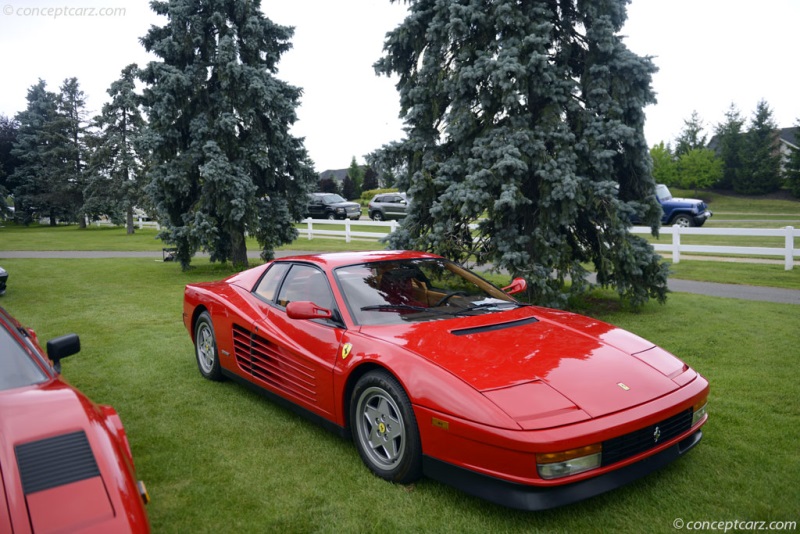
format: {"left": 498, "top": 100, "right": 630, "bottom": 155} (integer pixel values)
{"left": 46, "top": 333, "right": 81, "bottom": 373}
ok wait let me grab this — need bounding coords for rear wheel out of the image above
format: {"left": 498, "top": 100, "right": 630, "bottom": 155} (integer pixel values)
{"left": 194, "top": 312, "right": 223, "bottom": 381}
{"left": 350, "top": 370, "right": 422, "bottom": 483}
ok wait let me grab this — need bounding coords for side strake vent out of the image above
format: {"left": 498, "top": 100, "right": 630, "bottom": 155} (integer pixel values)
{"left": 451, "top": 317, "right": 539, "bottom": 337}
{"left": 16, "top": 430, "right": 101, "bottom": 494}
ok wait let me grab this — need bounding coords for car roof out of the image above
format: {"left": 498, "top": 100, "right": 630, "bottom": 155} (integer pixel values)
{"left": 274, "top": 250, "right": 441, "bottom": 270}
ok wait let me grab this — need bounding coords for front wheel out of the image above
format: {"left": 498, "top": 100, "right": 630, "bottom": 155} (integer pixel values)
{"left": 327, "top": 212, "right": 336, "bottom": 220}
{"left": 194, "top": 311, "right": 224, "bottom": 381}
{"left": 372, "top": 211, "right": 384, "bottom": 221}
{"left": 350, "top": 370, "right": 422, "bottom": 483}
{"left": 671, "top": 214, "right": 694, "bottom": 227}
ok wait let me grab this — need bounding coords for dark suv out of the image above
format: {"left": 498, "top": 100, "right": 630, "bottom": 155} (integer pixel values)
{"left": 655, "top": 184, "right": 712, "bottom": 227}
{"left": 368, "top": 192, "right": 408, "bottom": 221}
{"left": 305, "top": 193, "right": 362, "bottom": 220}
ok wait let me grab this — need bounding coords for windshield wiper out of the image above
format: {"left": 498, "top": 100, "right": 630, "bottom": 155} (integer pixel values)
{"left": 360, "top": 304, "right": 428, "bottom": 312}
{"left": 454, "top": 301, "right": 529, "bottom": 315}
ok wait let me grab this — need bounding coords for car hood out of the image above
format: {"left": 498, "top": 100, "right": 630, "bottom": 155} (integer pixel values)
{"left": 665, "top": 197, "right": 707, "bottom": 209}
{"left": 0, "top": 381, "right": 132, "bottom": 533}
{"left": 362, "top": 307, "right": 689, "bottom": 420}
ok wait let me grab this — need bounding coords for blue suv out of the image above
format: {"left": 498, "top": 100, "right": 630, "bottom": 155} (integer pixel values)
{"left": 655, "top": 184, "right": 712, "bottom": 227}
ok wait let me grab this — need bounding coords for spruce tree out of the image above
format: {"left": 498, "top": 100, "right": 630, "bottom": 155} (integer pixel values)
{"left": 674, "top": 111, "right": 707, "bottom": 157}
{"left": 0, "top": 115, "right": 20, "bottom": 219}
{"left": 56, "top": 77, "right": 90, "bottom": 228}
{"left": 10, "top": 80, "right": 64, "bottom": 225}
{"left": 374, "top": 0, "right": 667, "bottom": 307}
{"left": 713, "top": 104, "right": 744, "bottom": 190}
{"left": 140, "top": 0, "right": 316, "bottom": 269}
{"left": 737, "top": 99, "right": 781, "bottom": 195}
{"left": 86, "top": 64, "right": 146, "bottom": 234}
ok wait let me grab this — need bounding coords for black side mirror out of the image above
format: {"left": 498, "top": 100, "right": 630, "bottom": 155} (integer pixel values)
{"left": 46, "top": 334, "right": 81, "bottom": 374}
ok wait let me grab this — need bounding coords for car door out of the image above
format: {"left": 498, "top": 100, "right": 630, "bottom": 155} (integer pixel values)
{"left": 248, "top": 263, "right": 345, "bottom": 420}
{"left": 387, "top": 195, "right": 406, "bottom": 219}
{"left": 307, "top": 196, "right": 323, "bottom": 218}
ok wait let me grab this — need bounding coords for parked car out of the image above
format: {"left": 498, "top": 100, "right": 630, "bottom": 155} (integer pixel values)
{"left": 183, "top": 250, "right": 709, "bottom": 510}
{"left": 368, "top": 192, "right": 409, "bottom": 221}
{"left": 0, "top": 266, "right": 7, "bottom": 295}
{"left": 0, "top": 306, "right": 150, "bottom": 533}
{"left": 655, "top": 184, "right": 712, "bottom": 227}
{"left": 305, "top": 193, "right": 361, "bottom": 220}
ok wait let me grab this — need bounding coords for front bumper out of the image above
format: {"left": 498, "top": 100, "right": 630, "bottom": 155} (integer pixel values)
{"left": 693, "top": 210, "right": 713, "bottom": 225}
{"left": 423, "top": 429, "right": 702, "bottom": 510}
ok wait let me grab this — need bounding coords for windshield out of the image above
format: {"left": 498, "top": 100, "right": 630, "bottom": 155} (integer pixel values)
{"left": 655, "top": 184, "right": 672, "bottom": 201}
{"left": 0, "top": 325, "right": 48, "bottom": 391}
{"left": 323, "top": 194, "right": 346, "bottom": 204}
{"left": 334, "top": 259, "right": 519, "bottom": 325}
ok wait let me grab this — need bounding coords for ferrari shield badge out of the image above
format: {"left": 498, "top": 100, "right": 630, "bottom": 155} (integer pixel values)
{"left": 341, "top": 343, "right": 353, "bottom": 360}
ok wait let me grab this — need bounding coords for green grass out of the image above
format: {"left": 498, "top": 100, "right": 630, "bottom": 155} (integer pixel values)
{"left": 0, "top": 256, "right": 797, "bottom": 532}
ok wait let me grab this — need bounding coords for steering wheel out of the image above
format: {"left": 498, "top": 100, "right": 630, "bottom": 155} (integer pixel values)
{"left": 433, "top": 291, "right": 468, "bottom": 307}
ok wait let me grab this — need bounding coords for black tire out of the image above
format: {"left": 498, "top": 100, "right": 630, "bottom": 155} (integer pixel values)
{"left": 326, "top": 212, "right": 336, "bottom": 220}
{"left": 671, "top": 214, "right": 694, "bottom": 227}
{"left": 194, "top": 311, "right": 224, "bottom": 381}
{"left": 350, "top": 370, "right": 422, "bottom": 483}
{"left": 372, "top": 211, "right": 384, "bottom": 221}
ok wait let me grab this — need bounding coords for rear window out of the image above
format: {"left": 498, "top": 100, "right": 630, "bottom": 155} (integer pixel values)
{"left": 0, "top": 326, "right": 48, "bottom": 391}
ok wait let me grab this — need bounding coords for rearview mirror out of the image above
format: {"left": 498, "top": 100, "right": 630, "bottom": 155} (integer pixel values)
{"left": 46, "top": 333, "right": 81, "bottom": 374}
{"left": 286, "top": 301, "right": 333, "bottom": 320}
{"left": 502, "top": 277, "right": 527, "bottom": 295}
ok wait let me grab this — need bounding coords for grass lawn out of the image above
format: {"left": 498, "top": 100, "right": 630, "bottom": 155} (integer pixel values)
{"left": 0, "top": 256, "right": 797, "bottom": 532}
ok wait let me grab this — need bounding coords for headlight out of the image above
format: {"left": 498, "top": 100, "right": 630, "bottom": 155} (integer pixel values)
{"left": 336, "top": 207, "right": 345, "bottom": 213}
{"left": 536, "top": 444, "right": 602, "bottom": 480}
{"left": 692, "top": 397, "right": 708, "bottom": 426}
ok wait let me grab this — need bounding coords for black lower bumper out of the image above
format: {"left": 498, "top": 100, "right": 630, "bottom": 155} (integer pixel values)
{"left": 422, "top": 429, "right": 702, "bottom": 511}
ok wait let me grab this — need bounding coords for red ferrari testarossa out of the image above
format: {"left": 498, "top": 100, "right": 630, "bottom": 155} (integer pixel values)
{"left": 0, "top": 306, "right": 150, "bottom": 533}
{"left": 183, "top": 250, "right": 708, "bottom": 510}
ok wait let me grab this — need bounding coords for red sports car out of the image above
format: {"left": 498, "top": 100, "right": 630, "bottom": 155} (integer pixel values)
{"left": 0, "top": 306, "right": 150, "bottom": 533}
{"left": 183, "top": 251, "right": 709, "bottom": 510}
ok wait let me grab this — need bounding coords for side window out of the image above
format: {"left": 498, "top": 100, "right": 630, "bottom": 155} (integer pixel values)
{"left": 276, "top": 265, "right": 334, "bottom": 311}
{"left": 253, "top": 262, "right": 290, "bottom": 302}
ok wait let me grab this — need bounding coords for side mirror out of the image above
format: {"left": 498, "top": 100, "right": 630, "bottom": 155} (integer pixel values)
{"left": 502, "top": 277, "right": 527, "bottom": 295}
{"left": 46, "top": 333, "right": 81, "bottom": 374}
{"left": 286, "top": 301, "right": 333, "bottom": 320}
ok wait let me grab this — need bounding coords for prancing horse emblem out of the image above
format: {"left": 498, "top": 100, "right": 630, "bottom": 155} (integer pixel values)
{"left": 653, "top": 426, "right": 662, "bottom": 443}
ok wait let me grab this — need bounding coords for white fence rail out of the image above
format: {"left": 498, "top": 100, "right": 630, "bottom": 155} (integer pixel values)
{"left": 300, "top": 218, "right": 400, "bottom": 243}
{"left": 630, "top": 225, "right": 798, "bottom": 270}
{"left": 302, "top": 219, "right": 799, "bottom": 270}
{"left": 95, "top": 216, "right": 799, "bottom": 270}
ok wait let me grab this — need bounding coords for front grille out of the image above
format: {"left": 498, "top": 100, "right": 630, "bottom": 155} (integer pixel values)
{"left": 602, "top": 409, "right": 693, "bottom": 466}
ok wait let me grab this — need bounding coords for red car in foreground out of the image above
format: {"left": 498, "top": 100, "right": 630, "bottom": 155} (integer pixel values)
{"left": 0, "top": 307, "right": 150, "bottom": 533}
{"left": 183, "top": 251, "right": 709, "bottom": 510}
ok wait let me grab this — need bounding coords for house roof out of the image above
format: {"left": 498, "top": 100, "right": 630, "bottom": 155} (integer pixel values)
{"left": 319, "top": 169, "right": 349, "bottom": 183}
{"left": 707, "top": 126, "right": 798, "bottom": 151}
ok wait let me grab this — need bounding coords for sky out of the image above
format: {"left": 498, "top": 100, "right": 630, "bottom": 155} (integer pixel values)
{"left": 0, "top": 0, "right": 797, "bottom": 172}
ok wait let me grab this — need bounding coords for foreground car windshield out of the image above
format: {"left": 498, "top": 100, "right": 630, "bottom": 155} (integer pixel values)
{"left": 334, "top": 259, "right": 517, "bottom": 325}
{"left": 0, "top": 326, "right": 48, "bottom": 390}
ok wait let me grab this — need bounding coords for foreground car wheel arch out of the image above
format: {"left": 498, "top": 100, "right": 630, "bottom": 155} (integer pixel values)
{"left": 350, "top": 369, "right": 422, "bottom": 484}
{"left": 194, "top": 311, "right": 224, "bottom": 381}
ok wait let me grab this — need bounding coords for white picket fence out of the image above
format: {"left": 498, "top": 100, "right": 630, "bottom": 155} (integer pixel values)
{"left": 301, "top": 219, "right": 799, "bottom": 270}
{"left": 631, "top": 225, "right": 799, "bottom": 270}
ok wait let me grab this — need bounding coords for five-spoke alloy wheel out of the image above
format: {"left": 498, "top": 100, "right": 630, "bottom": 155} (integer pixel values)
{"left": 194, "top": 311, "right": 223, "bottom": 381}
{"left": 350, "top": 370, "right": 422, "bottom": 483}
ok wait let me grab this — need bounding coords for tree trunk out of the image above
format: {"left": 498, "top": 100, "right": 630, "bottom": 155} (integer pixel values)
{"left": 126, "top": 206, "right": 135, "bottom": 235}
{"left": 230, "top": 229, "right": 248, "bottom": 269}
